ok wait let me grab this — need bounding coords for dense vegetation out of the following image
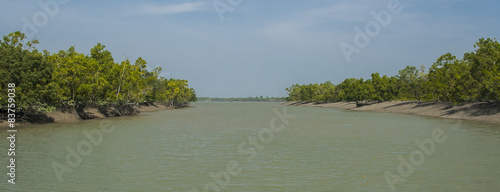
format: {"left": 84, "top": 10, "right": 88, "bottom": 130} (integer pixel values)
{"left": 0, "top": 31, "right": 197, "bottom": 115}
{"left": 198, "top": 96, "right": 286, "bottom": 102}
{"left": 286, "top": 38, "right": 500, "bottom": 105}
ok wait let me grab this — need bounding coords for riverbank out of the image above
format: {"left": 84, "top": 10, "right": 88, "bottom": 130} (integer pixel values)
{"left": 283, "top": 101, "right": 500, "bottom": 124}
{"left": 0, "top": 103, "right": 180, "bottom": 128}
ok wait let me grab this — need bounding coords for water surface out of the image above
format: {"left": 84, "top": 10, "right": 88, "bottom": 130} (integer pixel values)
{"left": 1, "top": 102, "right": 499, "bottom": 191}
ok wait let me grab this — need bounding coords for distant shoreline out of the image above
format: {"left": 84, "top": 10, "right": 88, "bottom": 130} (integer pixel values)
{"left": 199, "top": 100, "right": 285, "bottom": 103}
{"left": 0, "top": 103, "right": 185, "bottom": 128}
{"left": 197, "top": 97, "right": 287, "bottom": 102}
{"left": 282, "top": 101, "right": 500, "bottom": 125}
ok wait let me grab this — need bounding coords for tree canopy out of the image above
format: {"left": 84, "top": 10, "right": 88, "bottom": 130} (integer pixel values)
{"left": 286, "top": 38, "right": 500, "bottom": 104}
{"left": 0, "top": 31, "right": 197, "bottom": 113}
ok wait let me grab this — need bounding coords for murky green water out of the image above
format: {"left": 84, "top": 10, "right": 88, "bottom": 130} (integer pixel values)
{"left": 1, "top": 102, "right": 499, "bottom": 191}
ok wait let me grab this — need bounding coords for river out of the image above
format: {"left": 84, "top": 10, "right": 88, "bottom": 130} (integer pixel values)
{"left": 1, "top": 102, "right": 499, "bottom": 191}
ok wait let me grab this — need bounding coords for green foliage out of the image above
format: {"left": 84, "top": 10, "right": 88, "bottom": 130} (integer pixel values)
{"left": 0, "top": 31, "right": 54, "bottom": 112}
{"left": 0, "top": 31, "right": 196, "bottom": 113}
{"left": 286, "top": 38, "right": 500, "bottom": 104}
{"left": 464, "top": 38, "right": 500, "bottom": 101}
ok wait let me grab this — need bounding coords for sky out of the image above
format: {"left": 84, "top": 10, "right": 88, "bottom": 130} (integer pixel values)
{"left": 1, "top": 0, "right": 500, "bottom": 97}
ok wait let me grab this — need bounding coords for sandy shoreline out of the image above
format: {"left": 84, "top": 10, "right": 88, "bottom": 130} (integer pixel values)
{"left": 283, "top": 101, "right": 500, "bottom": 125}
{"left": 0, "top": 103, "right": 176, "bottom": 128}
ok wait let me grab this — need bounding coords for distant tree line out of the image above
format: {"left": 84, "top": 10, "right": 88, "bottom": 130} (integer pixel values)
{"left": 286, "top": 38, "right": 500, "bottom": 105}
{"left": 0, "top": 31, "right": 197, "bottom": 114}
{"left": 198, "top": 97, "right": 286, "bottom": 102}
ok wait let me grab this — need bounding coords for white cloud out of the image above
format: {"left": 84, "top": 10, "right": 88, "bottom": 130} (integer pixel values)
{"left": 137, "top": 2, "right": 206, "bottom": 15}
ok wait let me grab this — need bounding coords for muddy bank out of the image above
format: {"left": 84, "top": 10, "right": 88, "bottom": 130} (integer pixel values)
{"left": 0, "top": 103, "right": 179, "bottom": 127}
{"left": 283, "top": 101, "right": 500, "bottom": 125}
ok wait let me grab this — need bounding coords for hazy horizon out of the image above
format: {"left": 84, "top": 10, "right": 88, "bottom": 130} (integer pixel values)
{"left": 2, "top": 0, "right": 499, "bottom": 97}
